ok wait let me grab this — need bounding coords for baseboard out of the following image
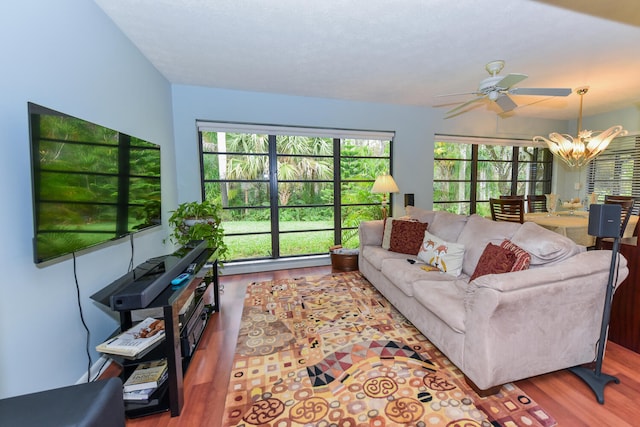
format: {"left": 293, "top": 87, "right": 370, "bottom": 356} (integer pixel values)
{"left": 221, "top": 254, "right": 331, "bottom": 275}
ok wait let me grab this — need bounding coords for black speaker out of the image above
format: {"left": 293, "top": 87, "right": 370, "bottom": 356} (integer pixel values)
{"left": 588, "top": 204, "right": 621, "bottom": 238}
{"left": 404, "top": 193, "right": 414, "bottom": 207}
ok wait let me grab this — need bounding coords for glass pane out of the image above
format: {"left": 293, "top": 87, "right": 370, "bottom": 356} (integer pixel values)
{"left": 276, "top": 135, "right": 333, "bottom": 155}
{"left": 277, "top": 182, "right": 333, "bottom": 206}
{"left": 341, "top": 228, "right": 360, "bottom": 249}
{"left": 224, "top": 233, "right": 272, "bottom": 260}
{"left": 205, "top": 182, "right": 270, "bottom": 208}
{"left": 341, "top": 181, "right": 379, "bottom": 204}
{"left": 433, "top": 181, "right": 470, "bottom": 202}
{"left": 341, "top": 157, "right": 389, "bottom": 179}
{"left": 201, "top": 131, "right": 269, "bottom": 153}
{"left": 434, "top": 142, "right": 472, "bottom": 160}
{"left": 222, "top": 208, "right": 271, "bottom": 233}
{"left": 341, "top": 205, "right": 379, "bottom": 229}
{"left": 341, "top": 139, "right": 390, "bottom": 157}
{"left": 434, "top": 159, "right": 472, "bottom": 181}
{"left": 278, "top": 207, "right": 333, "bottom": 231}
{"left": 279, "top": 230, "right": 334, "bottom": 256}
{"left": 203, "top": 154, "right": 269, "bottom": 180}
{"left": 277, "top": 155, "right": 333, "bottom": 181}
{"left": 478, "top": 145, "right": 513, "bottom": 161}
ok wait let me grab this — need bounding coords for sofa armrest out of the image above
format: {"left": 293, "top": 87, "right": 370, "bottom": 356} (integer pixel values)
{"left": 462, "top": 250, "right": 629, "bottom": 390}
{"left": 359, "top": 220, "right": 384, "bottom": 248}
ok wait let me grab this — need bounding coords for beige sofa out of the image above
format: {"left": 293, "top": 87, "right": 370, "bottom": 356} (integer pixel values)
{"left": 358, "top": 207, "right": 629, "bottom": 393}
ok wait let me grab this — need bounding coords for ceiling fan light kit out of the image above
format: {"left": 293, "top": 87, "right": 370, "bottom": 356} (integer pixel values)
{"left": 441, "top": 60, "right": 571, "bottom": 118}
{"left": 533, "top": 87, "right": 628, "bottom": 169}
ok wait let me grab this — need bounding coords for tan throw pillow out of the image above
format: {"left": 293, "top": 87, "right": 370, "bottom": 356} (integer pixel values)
{"left": 500, "top": 239, "right": 531, "bottom": 272}
{"left": 389, "top": 220, "right": 428, "bottom": 255}
{"left": 470, "top": 243, "right": 517, "bottom": 281}
{"left": 381, "top": 217, "right": 394, "bottom": 250}
{"left": 417, "top": 231, "right": 465, "bottom": 276}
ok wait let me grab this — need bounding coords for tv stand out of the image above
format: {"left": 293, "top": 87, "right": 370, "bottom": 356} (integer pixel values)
{"left": 93, "top": 244, "right": 219, "bottom": 418}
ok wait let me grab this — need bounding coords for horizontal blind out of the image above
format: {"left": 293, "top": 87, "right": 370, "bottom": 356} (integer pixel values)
{"left": 587, "top": 134, "right": 640, "bottom": 198}
{"left": 197, "top": 121, "right": 395, "bottom": 141}
{"left": 434, "top": 133, "right": 545, "bottom": 148}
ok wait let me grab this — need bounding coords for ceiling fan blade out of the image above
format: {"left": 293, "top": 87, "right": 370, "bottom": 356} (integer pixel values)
{"left": 435, "top": 91, "right": 480, "bottom": 98}
{"left": 509, "top": 87, "right": 572, "bottom": 97}
{"left": 445, "top": 96, "right": 486, "bottom": 116}
{"left": 495, "top": 94, "right": 517, "bottom": 112}
{"left": 495, "top": 73, "right": 528, "bottom": 89}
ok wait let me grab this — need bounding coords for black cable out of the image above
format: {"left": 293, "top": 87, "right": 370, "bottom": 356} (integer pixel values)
{"left": 128, "top": 233, "right": 135, "bottom": 272}
{"left": 90, "top": 357, "right": 110, "bottom": 382}
{"left": 72, "top": 252, "right": 93, "bottom": 382}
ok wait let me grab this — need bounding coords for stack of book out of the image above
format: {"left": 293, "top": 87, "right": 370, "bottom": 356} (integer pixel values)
{"left": 122, "top": 358, "right": 168, "bottom": 402}
{"left": 96, "top": 317, "right": 165, "bottom": 359}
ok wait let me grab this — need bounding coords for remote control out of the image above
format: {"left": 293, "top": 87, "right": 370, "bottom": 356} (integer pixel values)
{"left": 186, "top": 263, "right": 197, "bottom": 274}
{"left": 171, "top": 272, "right": 190, "bottom": 286}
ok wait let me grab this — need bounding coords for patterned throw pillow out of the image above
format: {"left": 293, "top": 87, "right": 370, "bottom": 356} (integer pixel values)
{"left": 417, "top": 231, "right": 465, "bottom": 276}
{"left": 470, "top": 243, "right": 517, "bottom": 281}
{"left": 389, "top": 220, "right": 429, "bottom": 255}
{"left": 500, "top": 239, "right": 531, "bottom": 272}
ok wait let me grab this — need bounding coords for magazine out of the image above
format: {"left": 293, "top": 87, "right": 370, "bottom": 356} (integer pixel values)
{"left": 123, "top": 359, "right": 168, "bottom": 393}
{"left": 96, "top": 317, "right": 165, "bottom": 358}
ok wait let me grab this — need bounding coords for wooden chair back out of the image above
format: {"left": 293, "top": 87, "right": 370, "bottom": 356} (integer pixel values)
{"left": 490, "top": 198, "right": 524, "bottom": 223}
{"left": 526, "top": 195, "right": 547, "bottom": 213}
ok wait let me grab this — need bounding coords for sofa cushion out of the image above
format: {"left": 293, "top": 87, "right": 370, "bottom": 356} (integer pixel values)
{"left": 417, "top": 231, "right": 465, "bottom": 276}
{"left": 405, "top": 206, "right": 437, "bottom": 225}
{"left": 361, "top": 246, "right": 409, "bottom": 270}
{"left": 456, "top": 214, "right": 521, "bottom": 276}
{"left": 380, "top": 258, "right": 456, "bottom": 297}
{"left": 412, "top": 279, "right": 468, "bottom": 333}
{"left": 470, "top": 243, "right": 517, "bottom": 281}
{"left": 382, "top": 218, "right": 421, "bottom": 250}
{"left": 510, "top": 221, "right": 584, "bottom": 266}
{"left": 429, "top": 211, "right": 469, "bottom": 242}
{"left": 501, "top": 239, "right": 531, "bottom": 272}
{"left": 389, "top": 219, "right": 428, "bottom": 255}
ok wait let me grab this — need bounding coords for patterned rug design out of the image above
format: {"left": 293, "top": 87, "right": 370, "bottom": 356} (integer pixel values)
{"left": 222, "top": 272, "right": 556, "bottom": 427}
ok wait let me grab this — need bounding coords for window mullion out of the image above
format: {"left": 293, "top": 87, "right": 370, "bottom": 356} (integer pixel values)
{"left": 268, "top": 134, "right": 279, "bottom": 258}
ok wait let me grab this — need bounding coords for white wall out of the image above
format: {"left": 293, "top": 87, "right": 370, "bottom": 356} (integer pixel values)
{"left": 0, "top": 0, "right": 175, "bottom": 398}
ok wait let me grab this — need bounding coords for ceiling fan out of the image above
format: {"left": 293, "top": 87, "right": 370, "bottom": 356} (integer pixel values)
{"left": 439, "top": 60, "right": 572, "bottom": 117}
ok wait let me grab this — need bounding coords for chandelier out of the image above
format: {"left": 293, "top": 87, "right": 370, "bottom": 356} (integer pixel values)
{"left": 533, "top": 87, "right": 627, "bottom": 168}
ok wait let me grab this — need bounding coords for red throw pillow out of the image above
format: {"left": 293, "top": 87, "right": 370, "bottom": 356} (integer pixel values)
{"left": 389, "top": 220, "right": 428, "bottom": 255}
{"left": 500, "top": 240, "right": 531, "bottom": 272}
{"left": 470, "top": 242, "right": 517, "bottom": 281}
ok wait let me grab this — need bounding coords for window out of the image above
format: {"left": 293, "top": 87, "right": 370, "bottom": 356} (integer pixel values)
{"left": 198, "top": 122, "right": 393, "bottom": 261}
{"left": 433, "top": 134, "right": 552, "bottom": 216}
{"left": 587, "top": 135, "right": 640, "bottom": 201}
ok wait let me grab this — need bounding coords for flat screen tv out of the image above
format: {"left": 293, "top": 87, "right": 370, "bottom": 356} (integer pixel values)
{"left": 28, "top": 103, "right": 162, "bottom": 265}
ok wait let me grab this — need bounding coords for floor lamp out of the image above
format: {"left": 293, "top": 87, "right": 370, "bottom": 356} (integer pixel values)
{"left": 371, "top": 174, "right": 399, "bottom": 220}
{"left": 569, "top": 204, "right": 622, "bottom": 404}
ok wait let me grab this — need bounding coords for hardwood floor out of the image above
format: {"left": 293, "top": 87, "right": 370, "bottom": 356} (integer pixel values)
{"left": 126, "top": 266, "right": 640, "bottom": 426}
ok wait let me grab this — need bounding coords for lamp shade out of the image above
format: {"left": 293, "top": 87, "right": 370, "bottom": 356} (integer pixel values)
{"left": 371, "top": 175, "right": 399, "bottom": 194}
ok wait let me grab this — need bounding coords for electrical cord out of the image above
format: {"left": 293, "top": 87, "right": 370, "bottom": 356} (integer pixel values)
{"left": 72, "top": 252, "right": 93, "bottom": 382}
{"left": 128, "top": 233, "right": 135, "bottom": 272}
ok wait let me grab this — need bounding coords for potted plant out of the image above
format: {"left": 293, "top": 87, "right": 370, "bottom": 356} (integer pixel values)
{"left": 167, "top": 200, "right": 228, "bottom": 260}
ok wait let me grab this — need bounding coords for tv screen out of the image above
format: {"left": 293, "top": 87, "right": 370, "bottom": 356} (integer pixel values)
{"left": 28, "top": 103, "right": 162, "bottom": 265}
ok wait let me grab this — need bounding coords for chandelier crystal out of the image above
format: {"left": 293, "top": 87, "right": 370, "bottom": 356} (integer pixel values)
{"left": 533, "top": 87, "right": 627, "bottom": 168}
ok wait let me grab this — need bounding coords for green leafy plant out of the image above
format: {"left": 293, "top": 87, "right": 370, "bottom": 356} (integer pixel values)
{"left": 167, "top": 200, "right": 228, "bottom": 260}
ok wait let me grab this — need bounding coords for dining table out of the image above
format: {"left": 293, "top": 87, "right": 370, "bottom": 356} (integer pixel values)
{"left": 524, "top": 211, "right": 639, "bottom": 247}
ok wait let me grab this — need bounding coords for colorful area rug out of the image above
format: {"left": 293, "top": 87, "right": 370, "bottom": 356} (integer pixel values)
{"left": 221, "top": 272, "right": 556, "bottom": 427}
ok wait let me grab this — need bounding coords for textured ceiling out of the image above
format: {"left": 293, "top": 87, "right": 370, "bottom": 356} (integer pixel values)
{"left": 94, "top": 0, "right": 640, "bottom": 120}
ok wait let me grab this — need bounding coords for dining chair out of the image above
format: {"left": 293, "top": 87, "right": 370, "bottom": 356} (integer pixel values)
{"left": 604, "top": 195, "right": 640, "bottom": 215}
{"left": 594, "top": 197, "right": 636, "bottom": 249}
{"left": 490, "top": 198, "right": 524, "bottom": 223}
{"left": 526, "top": 195, "right": 547, "bottom": 213}
{"left": 499, "top": 195, "right": 525, "bottom": 200}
